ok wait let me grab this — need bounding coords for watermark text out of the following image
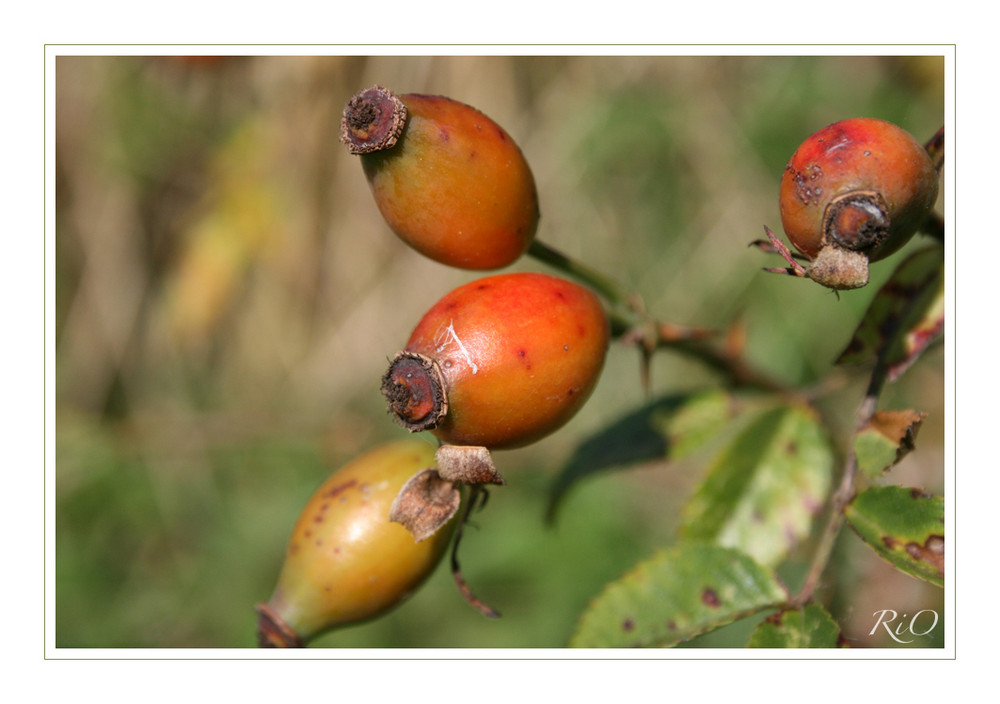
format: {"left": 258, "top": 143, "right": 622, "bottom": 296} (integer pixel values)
{"left": 869, "top": 609, "right": 939, "bottom": 644}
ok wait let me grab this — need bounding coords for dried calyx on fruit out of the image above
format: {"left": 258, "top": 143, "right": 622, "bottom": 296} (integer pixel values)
{"left": 762, "top": 117, "right": 940, "bottom": 290}
{"left": 340, "top": 85, "right": 539, "bottom": 270}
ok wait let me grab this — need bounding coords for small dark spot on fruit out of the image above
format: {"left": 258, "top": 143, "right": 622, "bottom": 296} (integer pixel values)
{"left": 303, "top": 530, "right": 312, "bottom": 538}
{"left": 910, "top": 488, "right": 932, "bottom": 500}
{"left": 791, "top": 165, "right": 825, "bottom": 205}
{"left": 622, "top": 618, "right": 635, "bottom": 632}
{"left": 325, "top": 479, "right": 358, "bottom": 499}
{"left": 785, "top": 441, "right": 798, "bottom": 455}
{"left": 289, "top": 543, "right": 300, "bottom": 555}
{"left": 315, "top": 539, "right": 323, "bottom": 547}
{"left": 701, "top": 588, "right": 721, "bottom": 607}
{"left": 667, "top": 620, "right": 677, "bottom": 630}
{"left": 476, "top": 284, "right": 490, "bottom": 290}
{"left": 567, "top": 388, "right": 576, "bottom": 396}
{"left": 518, "top": 348, "right": 526, "bottom": 357}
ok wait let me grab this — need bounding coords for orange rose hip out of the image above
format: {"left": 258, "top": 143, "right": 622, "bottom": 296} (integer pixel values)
{"left": 382, "top": 273, "right": 610, "bottom": 450}
{"left": 341, "top": 85, "right": 539, "bottom": 270}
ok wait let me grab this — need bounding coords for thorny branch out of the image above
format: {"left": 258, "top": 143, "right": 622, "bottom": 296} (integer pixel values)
{"left": 529, "top": 239, "right": 796, "bottom": 396}
{"left": 527, "top": 123, "right": 945, "bottom": 616}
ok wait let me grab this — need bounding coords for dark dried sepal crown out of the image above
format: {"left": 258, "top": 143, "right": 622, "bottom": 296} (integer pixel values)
{"left": 340, "top": 85, "right": 408, "bottom": 155}
{"left": 255, "top": 603, "right": 304, "bottom": 648}
{"left": 381, "top": 352, "right": 449, "bottom": 432}
{"left": 823, "top": 190, "right": 890, "bottom": 254}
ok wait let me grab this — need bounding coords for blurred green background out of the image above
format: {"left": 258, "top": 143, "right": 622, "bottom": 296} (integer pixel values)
{"left": 55, "top": 54, "right": 945, "bottom": 648}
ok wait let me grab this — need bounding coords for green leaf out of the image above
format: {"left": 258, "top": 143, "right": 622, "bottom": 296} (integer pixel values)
{"left": 680, "top": 405, "right": 834, "bottom": 566}
{"left": 845, "top": 486, "right": 944, "bottom": 587}
{"left": 854, "top": 410, "right": 927, "bottom": 480}
{"left": 570, "top": 543, "right": 788, "bottom": 648}
{"left": 837, "top": 245, "right": 944, "bottom": 382}
{"left": 747, "top": 603, "right": 843, "bottom": 648}
{"left": 546, "top": 391, "right": 736, "bottom": 522}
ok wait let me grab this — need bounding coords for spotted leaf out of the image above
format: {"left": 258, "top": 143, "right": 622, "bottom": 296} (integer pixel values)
{"left": 570, "top": 542, "right": 787, "bottom": 648}
{"left": 845, "top": 486, "right": 944, "bottom": 587}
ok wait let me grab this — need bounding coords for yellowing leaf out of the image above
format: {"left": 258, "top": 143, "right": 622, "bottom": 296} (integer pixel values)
{"left": 854, "top": 410, "right": 927, "bottom": 479}
{"left": 747, "top": 603, "right": 843, "bottom": 648}
{"left": 680, "top": 405, "right": 833, "bottom": 566}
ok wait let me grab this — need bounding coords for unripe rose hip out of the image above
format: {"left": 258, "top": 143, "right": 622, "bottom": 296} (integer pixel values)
{"left": 777, "top": 117, "right": 939, "bottom": 290}
{"left": 341, "top": 85, "right": 539, "bottom": 270}
{"left": 382, "top": 273, "right": 610, "bottom": 450}
{"left": 256, "top": 440, "right": 455, "bottom": 647}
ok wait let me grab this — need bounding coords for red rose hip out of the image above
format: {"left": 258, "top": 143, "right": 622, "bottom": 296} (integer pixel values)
{"left": 382, "top": 273, "right": 610, "bottom": 449}
{"left": 777, "top": 117, "right": 939, "bottom": 289}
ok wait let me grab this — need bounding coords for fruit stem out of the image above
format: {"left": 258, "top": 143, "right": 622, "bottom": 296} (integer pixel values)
{"left": 529, "top": 238, "right": 793, "bottom": 394}
{"left": 450, "top": 486, "right": 501, "bottom": 619}
{"left": 666, "top": 336, "right": 791, "bottom": 395}
{"left": 527, "top": 239, "right": 636, "bottom": 311}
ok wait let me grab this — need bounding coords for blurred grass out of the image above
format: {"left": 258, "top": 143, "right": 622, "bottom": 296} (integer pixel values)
{"left": 55, "top": 54, "right": 945, "bottom": 648}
